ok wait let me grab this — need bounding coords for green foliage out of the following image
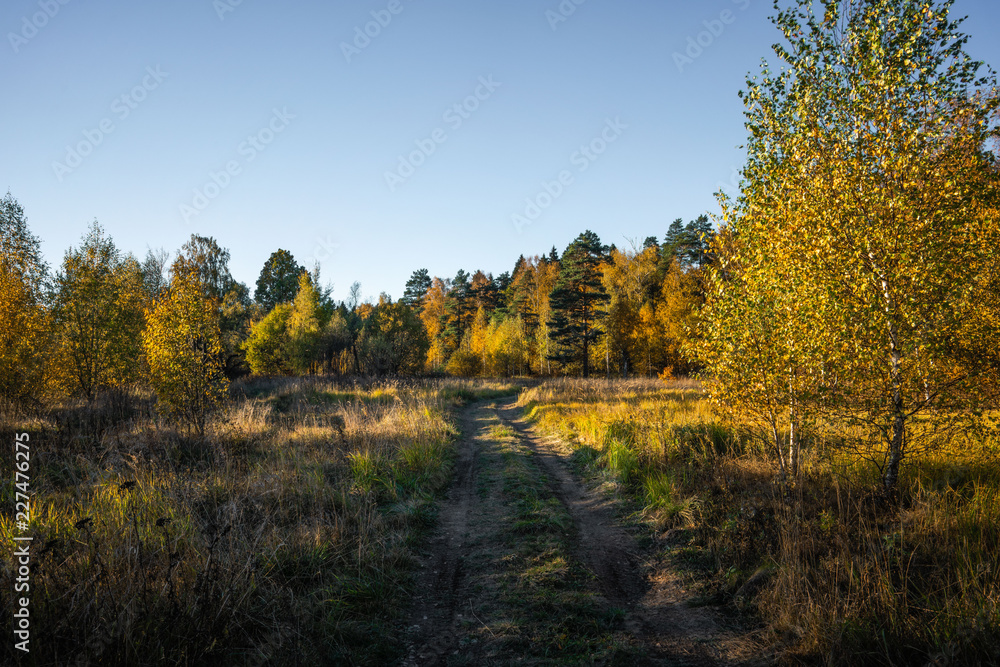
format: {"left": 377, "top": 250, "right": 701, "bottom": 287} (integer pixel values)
{"left": 548, "top": 230, "right": 609, "bottom": 377}
{"left": 173, "top": 234, "right": 235, "bottom": 302}
{"left": 401, "top": 268, "right": 431, "bottom": 313}
{"left": 0, "top": 191, "right": 47, "bottom": 298}
{"left": 358, "top": 296, "right": 429, "bottom": 376}
{"left": 255, "top": 248, "right": 304, "bottom": 312}
{"left": 242, "top": 303, "right": 293, "bottom": 375}
{"left": 52, "top": 221, "right": 147, "bottom": 400}
{"left": 287, "top": 273, "right": 323, "bottom": 374}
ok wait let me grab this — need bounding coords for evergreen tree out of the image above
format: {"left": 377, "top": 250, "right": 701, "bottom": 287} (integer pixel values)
{"left": 255, "top": 249, "right": 304, "bottom": 311}
{"left": 470, "top": 270, "right": 499, "bottom": 313}
{"left": 547, "top": 231, "right": 609, "bottom": 377}
{"left": 443, "top": 269, "right": 473, "bottom": 352}
{"left": 402, "top": 268, "right": 432, "bottom": 313}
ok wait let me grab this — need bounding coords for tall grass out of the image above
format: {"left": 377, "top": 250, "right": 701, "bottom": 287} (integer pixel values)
{"left": 0, "top": 377, "right": 519, "bottom": 666}
{"left": 519, "top": 377, "right": 1000, "bottom": 664}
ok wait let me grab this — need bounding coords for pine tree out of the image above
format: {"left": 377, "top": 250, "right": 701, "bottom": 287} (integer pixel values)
{"left": 548, "top": 231, "right": 609, "bottom": 377}
{"left": 402, "top": 268, "right": 432, "bottom": 313}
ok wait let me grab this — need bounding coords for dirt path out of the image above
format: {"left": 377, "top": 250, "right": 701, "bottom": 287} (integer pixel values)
{"left": 401, "top": 400, "right": 761, "bottom": 666}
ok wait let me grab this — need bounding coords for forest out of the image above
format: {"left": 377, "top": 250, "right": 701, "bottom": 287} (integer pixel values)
{"left": 2, "top": 0, "right": 1000, "bottom": 664}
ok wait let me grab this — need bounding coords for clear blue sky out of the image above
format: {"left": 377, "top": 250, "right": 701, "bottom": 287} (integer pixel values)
{"left": 3, "top": 0, "right": 998, "bottom": 302}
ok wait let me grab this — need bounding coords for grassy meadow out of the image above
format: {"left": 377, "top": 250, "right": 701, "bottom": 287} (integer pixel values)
{"left": 0, "top": 377, "right": 518, "bottom": 666}
{"left": 519, "top": 378, "right": 1000, "bottom": 665}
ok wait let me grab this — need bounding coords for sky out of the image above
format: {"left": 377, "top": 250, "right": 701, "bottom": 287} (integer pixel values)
{"left": 2, "top": 0, "right": 999, "bottom": 303}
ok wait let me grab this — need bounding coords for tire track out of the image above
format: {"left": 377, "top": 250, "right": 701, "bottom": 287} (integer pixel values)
{"left": 401, "top": 402, "right": 487, "bottom": 666}
{"left": 496, "top": 401, "right": 756, "bottom": 666}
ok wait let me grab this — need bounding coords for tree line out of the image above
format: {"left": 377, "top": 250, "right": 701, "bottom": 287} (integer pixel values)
{"left": 0, "top": 194, "right": 714, "bottom": 430}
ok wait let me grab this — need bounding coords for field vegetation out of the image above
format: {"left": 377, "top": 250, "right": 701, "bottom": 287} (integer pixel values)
{"left": 0, "top": 378, "right": 518, "bottom": 665}
{"left": 520, "top": 378, "right": 1000, "bottom": 664}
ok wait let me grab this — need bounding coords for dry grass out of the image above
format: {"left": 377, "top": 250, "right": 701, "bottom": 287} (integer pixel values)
{"left": 0, "top": 377, "right": 520, "bottom": 666}
{"left": 519, "top": 377, "right": 1000, "bottom": 665}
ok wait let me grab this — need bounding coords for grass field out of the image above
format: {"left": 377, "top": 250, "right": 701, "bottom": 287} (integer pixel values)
{"left": 518, "top": 378, "right": 1000, "bottom": 664}
{"left": 4, "top": 375, "right": 998, "bottom": 665}
{"left": 0, "top": 377, "right": 518, "bottom": 666}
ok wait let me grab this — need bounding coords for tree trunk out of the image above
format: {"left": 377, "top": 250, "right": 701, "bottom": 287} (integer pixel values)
{"left": 884, "top": 324, "right": 905, "bottom": 492}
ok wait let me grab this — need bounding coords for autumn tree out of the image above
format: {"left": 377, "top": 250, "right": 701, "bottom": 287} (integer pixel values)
{"left": 286, "top": 273, "right": 323, "bottom": 374}
{"left": 52, "top": 222, "right": 147, "bottom": 401}
{"left": 702, "top": 0, "right": 1000, "bottom": 490}
{"left": 599, "top": 245, "right": 660, "bottom": 375}
{"left": 0, "top": 194, "right": 50, "bottom": 407}
{"left": 548, "top": 231, "right": 609, "bottom": 377}
{"left": 144, "top": 264, "right": 229, "bottom": 434}
{"left": 0, "top": 261, "right": 51, "bottom": 407}
{"left": 420, "top": 277, "right": 449, "bottom": 370}
{"left": 255, "top": 249, "right": 304, "bottom": 312}
{"left": 242, "top": 304, "right": 294, "bottom": 375}
{"left": 174, "top": 234, "right": 236, "bottom": 302}
{"left": 358, "top": 296, "right": 429, "bottom": 376}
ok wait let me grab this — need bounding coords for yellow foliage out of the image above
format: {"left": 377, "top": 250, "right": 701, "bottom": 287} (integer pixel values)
{"left": 143, "top": 269, "right": 229, "bottom": 434}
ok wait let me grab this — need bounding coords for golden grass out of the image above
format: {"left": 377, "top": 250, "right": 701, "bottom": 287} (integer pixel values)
{"left": 0, "top": 377, "right": 519, "bottom": 665}
{"left": 519, "top": 377, "right": 1000, "bottom": 665}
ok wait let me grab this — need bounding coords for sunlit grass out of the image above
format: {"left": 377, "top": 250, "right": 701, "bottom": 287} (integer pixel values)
{"left": 518, "top": 377, "right": 1000, "bottom": 664}
{"left": 0, "top": 377, "right": 519, "bottom": 665}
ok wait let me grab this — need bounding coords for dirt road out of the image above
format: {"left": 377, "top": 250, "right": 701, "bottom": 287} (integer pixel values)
{"left": 400, "top": 400, "right": 759, "bottom": 666}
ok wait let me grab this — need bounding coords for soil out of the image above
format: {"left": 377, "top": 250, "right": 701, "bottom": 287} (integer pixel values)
{"left": 400, "top": 400, "right": 763, "bottom": 666}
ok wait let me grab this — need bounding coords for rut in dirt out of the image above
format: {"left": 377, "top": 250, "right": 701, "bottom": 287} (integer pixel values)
{"left": 401, "top": 399, "right": 761, "bottom": 666}
{"left": 400, "top": 402, "right": 488, "bottom": 666}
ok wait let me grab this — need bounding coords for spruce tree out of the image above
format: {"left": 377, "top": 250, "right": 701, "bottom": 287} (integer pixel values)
{"left": 547, "top": 231, "right": 608, "bottom": 377}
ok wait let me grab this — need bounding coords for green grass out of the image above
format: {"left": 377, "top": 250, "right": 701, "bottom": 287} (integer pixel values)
{"left": 478, "top": 415, "right": 644, "bottom": 664}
